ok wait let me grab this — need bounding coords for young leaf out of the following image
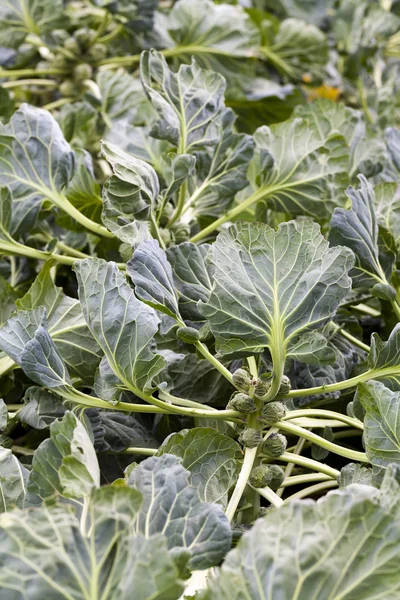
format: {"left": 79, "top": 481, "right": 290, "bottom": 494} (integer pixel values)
{"left": 140, "top": 49, "right": 226, "bottom": 151}
{"left": 208, "top": 473, "right": 400, "bottom": 598}
{"left": 0, "top": 104, "right": 75, "bottom": 233}
{"left": 287, "top": 331, "right": 336, "bottom": 365}
{"left": 27, "top": 411, "right": 100, "bottom": 503}
{"left": 157, "top": 428, "right": 240, "bottom": 506}
{"left": 101, "top": 141, "right": 159, "bottom": 243}
{"left": 73, "top": 258, "right": 165, "bottom": 393}
{"left": 329, "top": 175, "right": 395, "bottom": 291}
{"left": 201, "top": 221, "right": 354, "bottom": 358}
{"left": 358, "top": 380, "right": 400, "bottom": 467}
{"left": 0, "top": 448, "right": 27, "bottom": 511}
{"left": 128, "top": 453, "right": 232, "bottom": 569}
{"left": 368, "top": 324, "right": 400, "bottom": 389}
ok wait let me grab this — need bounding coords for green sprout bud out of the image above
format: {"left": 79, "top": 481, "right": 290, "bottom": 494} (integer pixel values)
{"left": 249, "top": 464, "right": 285, "bottom": 490}
{"left": 158, "top": 202, "right": 174, "bottom": 226}
{"left": 262, "top": 433, "right": 287, "bottom": 457}
{"left": 277, "top": 375, "right": 291, "bottom": 396}
{"left": 64, "top": 37, "right": 80, "bottom": 53}
{"left": 232, "top": 368, "right": 252, "bottom": 392}
{"left": 52, "top": 29, "right": 69, "bottom": 44}
{"left": 159, "top": 228, "right": 173, "bottom": 247}
{"left": 88, "top": 43, "right": 107, "bottom": 61}
{"left": 74, "top": 27, "right": 97, "bottom": 49}
{"left": 227, "top": 393, "right": 257, "bottom": 414}
{"left": 73, "top": 63, "right": 93, "bottom": 81}
{"left": 52, "top": 53, "right": 68, "bottom": 68}
{"left": 261, "top": 401, "right": 287, "bottom": 424}
{"left": 176, "top": 326, "right": 200, "bottom": 344}
{"left": 239, "top": 428, "right": 262, "bottom": 448}
{"left": 253, "top": 375, "right": 272, "bottom": 399}
{"left": 60, "top": 79, "right": 77, "bottom": 97}
{"left": 171, "top": 222, "right": 190, "bottom": 243}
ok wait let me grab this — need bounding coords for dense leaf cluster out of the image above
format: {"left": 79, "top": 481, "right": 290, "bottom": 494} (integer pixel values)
{"left": 1, "top": 0, "right": 400, "bottom": 598}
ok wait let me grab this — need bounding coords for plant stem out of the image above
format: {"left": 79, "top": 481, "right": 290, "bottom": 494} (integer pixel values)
{"left": 42, "top": 97, "right": 74, "bottom": 111}
{"left": 250, "top": 484, "right": 284, "bottom": 508}
{"left": 280, "top": 473, "right": 332, "bottom": 487}
{"left": 283, "top": 409, "right": 363, "bottom": 430}
{"left": 332, "top": 323, "right": 370, "bottom": 352}
{"left": 158, "top": 390, "right": 215, "bottom": 411}
{"left": 276, "top": 437, "right": 305, "bottom": 497}
{"left": 275, "top": 420, "right": 369, "bottom": 462}
{"left": 0, "top": 68, "right": 67, "bottom": 78}
{"left": 193, "top": 341, "right": 234, "bottom": 385}
{"left": 283, "top": 480, "right": 338, "bottom": 503}
{"left": 352, "top": 303, "right": 380, "bottom": 317}
{"left": 2, "top": 79, "right": 57, "bottom": 88}
{"left": 277, "top": 452, "right": 340, "bottom": 478}
{"left": 225, "top": 446, "right": 258, "bottom": 522}
{"left": 168, "top": 180, "right": 187, "bottom": 227}
{"left": 120, "top": 447, "right": 157, "bottom": 456}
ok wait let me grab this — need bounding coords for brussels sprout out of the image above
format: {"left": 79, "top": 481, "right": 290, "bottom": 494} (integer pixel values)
{"left": 277, "top": 375, "right": 291, "bottom": 396}
{"left": 239, "top": 428, "right": 262, "bottom": 448}
{"left": 253, "top": 375, "right": 272, "bottom": 399}
{"left": 64, "top": 37, "right": 80, "bottom": 54}
{"left": 159, "top": 228, "right": 173, "bottom": 247}
{"left": 262, "top": 433, "right": 287, "bottom": 457}
{"left": 172, "top": 222, "right": 191, "bottom": 243}
{"left": 52, "top": 29, "right": 69, "bottom": 44}
{"left": 249, "top": 464, "right": 285, "bottom": 490}
{"left": 88, "top": 43, "right": 108, "bottom": 61}
{"left": 73, "top": 63, "right": 93, "bottom": 81}
{"left": 158, "top": 202, "right": 174, "bottom": 226}
{"left": 261, "top": 401, "right": 287, "bottom": 423}
{"left": 176, "top": 326, "right": 200, "bottom": 344}
{"left": 74, "top": 27, "right": 97, "bottom": 49}
{"left": 60, "top": 79, "right": 77, "bottom": 97}
{"left": 227, "top": 393, "right": 257, "bottom": 414}
{"left": 52, "top": 53, "right": 68, "bottom": 69}
{"left": 232, "top": 368, "right": 252, "bottom": 392}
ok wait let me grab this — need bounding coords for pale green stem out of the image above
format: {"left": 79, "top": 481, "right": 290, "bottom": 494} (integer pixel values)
{"left": 43, "top": 97, "right": 74, "bottom": 111}
{"left": 276, "top": 437, "right": 305, "bottom": 498}
{"left": 275, "top": 420, "right": 369, "bottom": 463}
{"left": 2, "top": 79, "right": 57, "bottom": 88}
{"left": 225, "top": 446, "right": 258, "bottom": 522}
{"left": 120, "top": 447, "right": 157, "bottom": 456}
{"left": 158, "top": 390, "right": 215, "bottom": 411}
{"left": 283, "top": 480, "right": 338, "bottom": 503}
{"left": 332, "top": 323, "right": 370, "bottom": 353}
{"left": 277, "top": 452, "right": 340, "bottom": 479}
{"left": 250, "top": 484, "right": 284, "bottom": 508}
{"left": 280, "top": 473, "right": 332, "bottom": 488}
{"left": 352, "top": 303, "right": 380, "bottom": 317}
{"left": 194, "top": 341, "right": 234, "bottom": 384}
{"left": 0, "top": 68, "right": 66, "bottom": 77}
{"left": 283, "top": 409, "right": 363, "bottom": 430}
{"left": 168, "top": 180, "right": 187, "bottom": 227}
{"left": 287, "top": 417, "right": 357, "bottom": 429}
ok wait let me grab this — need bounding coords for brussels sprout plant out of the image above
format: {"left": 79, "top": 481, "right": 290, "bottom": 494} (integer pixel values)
{"left": 1, "top": 0, "right": 400, "bottom": 598}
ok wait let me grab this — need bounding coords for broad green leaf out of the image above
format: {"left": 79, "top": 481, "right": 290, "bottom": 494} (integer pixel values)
{"left": 188, "top": 109, "right": 254, "bottom": 218}
{"left": 16, "top": 261, "right": 102, "bottom": 382}
{"left": 376, "top": 182, "right": 400, "bottom": 247}
{"left": 368, "top": 324, "right": 400, "bottom": 390}
{"left": 386, "top": 127, "right": 400, "bottom": 173}
{"left": 156, "top": 0, "right": 260, "bottom": 86}
{"left": 97, "top": 69, "right": 151, "bottom": 127}
{"left": 127, "top": 239, "right": 181, "bottom": 320}
{"left": 0, "top": 306, "right": 46, "bottom": 364}
{"left": 73, "top": 258, "right": 165, "bottom": 393}
{"left": 163, "top": 153, "right": 196, "bottom": 199}
{"left": 0, "top": 400, "right": 7, "bottom": 431}
{"left": 157, "top": 428, "right": 240, "bottom": 506}
{"left": 17, "top": 387, "right": 65, "bottom": 431}
{"left": 87, "top": 408, "right": 159, "bottom": 453}
{"left": 0, "top": 273, "right": 18, "bottom": 326}
{"left": 0, "top": 0, "right": 65, "bottom": 48}
{"left": 166, "top": 242, "right": 213, "bottom": 322}
{"left": 329, "top": 175, "right": 395, "bottom": 291}
{"left": 287, "top": 332, "right": 336, "bottom": 365}
{"left": 358, "top": 380, "right": 400, "bottom": 467}
{"left": 128, "top": 453, "right": 232, "bottom": 569}
{"left": 101, "top": 141, "right": 159, "bottom": 243}
{"left": 0, "top": 448, "right": 27, "bottom": 511}
{"left": 27, "top": 411, "right": 100, "bottom": 503}
{"left": 201, "top": 221, "right": 354, "bottom": 358}
{"left": 267, "top": 0, "right": 334, "bottom": 26}
{"left": 0, "top": 487, "right": 183, "bottom": 600}
{"left": 140, "top": 49, "right": 226, "bottom": 151}
{"left": 339, "top": 463, "right": 376, "bottom": 488}
{"left": 247, "top": 113, "right": 349, "bottom": 221}
{"left": 0, "top": 104, "right": 75, "bottom": 233}
{"left": 58, "top": 102, "right": 98, "bottom": 149}
{"left": 208, "top": 474, "right": 400, "bottom": 599}
{"left": 262, "top": 18, "right": 328, "bottom": 80}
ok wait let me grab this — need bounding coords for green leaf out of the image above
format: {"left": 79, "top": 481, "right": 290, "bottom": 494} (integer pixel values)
{"left": 339, "top": 463, "right": 376, "bottom": 488}
{"left": 376, "top": 182, "right": 400, "bottom": 247}
{"left": 0, "top": 448, "right": 27, "bottom": 511}
{"left": 201, "top": 221, "right": 354, "bottom": 358}
{"left": 16, "top": 261, "right": 102, "bottom": 382}
{"left": 368, "top": 325, "right": 400, "bottom": 390}
{"left": 0, "top": 306, "right": 46, "bottom": 364}
{"left": 101, "top": 141, "right": 159, "bottom": 243}
{"left": 156, "top": 0, "right": 260, "bottom": 87}
{"left": 87, "top": 408, "right": 159, "bottom": 453}
{"left": 17, "top": 387, "right": 65, "bottom": 431}
{"left": 0, "top": 0, "right": 66, "bottom": 48}
{"left": 140, "top": 49, "right": 226, "bottom": 151}
{"left": 208, "top": 473, "right": 400, "bottom": 598}
{"left": 58, "top": 101, "right": 98, "bottom": 149}
{"left": 287, "top": 331, "right": 336, "bottom": 365}
{"left": 27, "top": 410, "right": 100, "bottom": 503}
{"left": 97, "top": 69, "right": 150, "bottom": 127}
{"left": 166, "top": 242, "right": 213, "bottom": 322}
{"left": 128, "top": 453, "right": 232, "bottom": 569}
{"left": 127, "top": 239, "right": 181, "bottom": 320}
{"left": 329, "top": 175, "right": 395, "bottom": 291}
{"left": 73, "top": 258, "right": 165, "bottom": 393}
{"left": 358, "top": 380, "right": 400, "bottom": 467}
{"left": 0, "top": 104, "right": 75, "bottom": 234}
{"left": 248, "top": 111, "right": 349, "bottom": 221}
{"left": 157, "top": 428, "right": 240, "bottom": 506}
{"left": 0, "top": 273, "right": 18, "bottom": 326}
